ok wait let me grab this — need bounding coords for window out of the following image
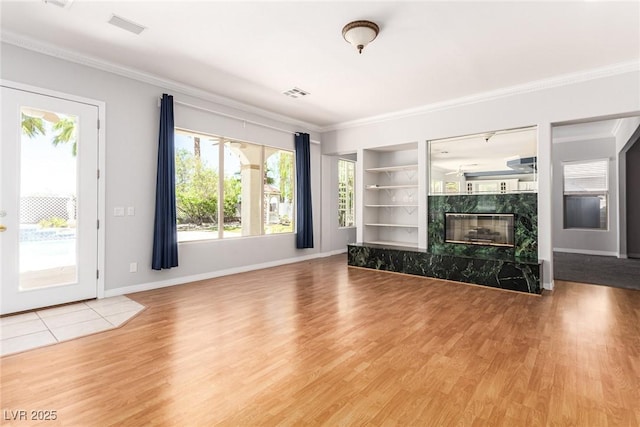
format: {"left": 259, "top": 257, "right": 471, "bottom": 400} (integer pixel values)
{"left": 445, "top": 181, "right": 459, "bottom": 194}
{"left": 175, "top": 131, "right": 219, "bottom": 242}
{"left": 476, "top": 182, "right": 498, "bottom": 193}
{"left": 223, "top": 140, "right": 259, "bottom": 238}
{"left": 338, "top": 159, "right": 355, "bottom": 227}
{"left": 175, "top": 129, "right": 295, "bottom": 242}
{"left": 430, "top": 180, "right": 443, "bottom": 194}
{"left": 264, "top": 147, "right": 294, "bottom": 234}
{"left": 563, "top": 159, "right": 608, "bottom": 230}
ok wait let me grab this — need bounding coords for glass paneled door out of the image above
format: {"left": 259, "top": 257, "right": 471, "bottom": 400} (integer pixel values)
{"left": 1, "top": 86, "right": 99, "bottom": 314}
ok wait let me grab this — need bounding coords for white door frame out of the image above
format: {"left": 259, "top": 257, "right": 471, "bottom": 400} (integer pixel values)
{"left": 1, "top": 79, "right": 106, "bottom": 300}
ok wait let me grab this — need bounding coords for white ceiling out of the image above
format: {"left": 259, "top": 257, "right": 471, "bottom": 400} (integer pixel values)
{"left": 1, "top": 1, "right": 639, "bottom": 129}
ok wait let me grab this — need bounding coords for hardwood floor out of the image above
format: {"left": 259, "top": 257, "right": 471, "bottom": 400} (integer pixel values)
{"left": 1, "top": 254, "right": 639, "bottom": 426}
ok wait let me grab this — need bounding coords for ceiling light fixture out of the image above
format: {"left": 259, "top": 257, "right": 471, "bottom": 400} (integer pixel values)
{"left": 342, "top": 20, "right": 379, "bottom": 54}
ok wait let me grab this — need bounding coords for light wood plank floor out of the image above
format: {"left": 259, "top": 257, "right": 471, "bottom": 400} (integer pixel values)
{"left": 1, "top": 254, "right": 639, "bottom": 426}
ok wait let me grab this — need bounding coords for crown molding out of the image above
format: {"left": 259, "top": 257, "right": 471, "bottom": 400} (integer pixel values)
{"left": 0, "top": 30, "right": 323, "bottom": 134}
{"left": 552, "top": 132, "right": 616, "bottom": 144}
{"left": 611, "top": 119, "right": 624, "bottom": 137}
{"left": 322, "top": 61, "right": 640, "bottom": 132}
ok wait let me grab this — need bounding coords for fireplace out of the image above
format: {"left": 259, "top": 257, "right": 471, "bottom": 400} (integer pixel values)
{"left": 445, "top": 213, "right": 514, "bottom": 247}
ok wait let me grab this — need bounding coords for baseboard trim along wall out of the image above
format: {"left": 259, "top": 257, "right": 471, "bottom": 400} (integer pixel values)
{"left": 553, "top": 248, "right": 619, "bottom": 257}
{"left": 628, "top": 253, "right": 640, "bottom": 259}
{"left": 103, "top": 248, "right": 348, "bottom": 298}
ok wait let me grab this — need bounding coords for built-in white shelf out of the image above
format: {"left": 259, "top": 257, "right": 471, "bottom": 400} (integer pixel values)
{"left": 365, "top": 184, "right": 419, "bottom": 190}
{"left": 365, "top": 223, "right": 419, "bottom": 228}
{"left": 365, "top": 204, "right": 418, "bottom": 214}
{"left": 365, "top": 204, "right": 419, "bottom": 208}
{"left": 365, "top": 240, "right": 418, "bottom": 248}
{"left": 360, "top": 148, "right": 421, "bottom": 250}
{"left": 365, "top": 164, "right": 418, "bottom": 173}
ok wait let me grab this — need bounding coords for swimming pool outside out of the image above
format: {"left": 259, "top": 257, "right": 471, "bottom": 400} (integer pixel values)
{"left": 20, "top": 225, "right": 76, "bottom": 272}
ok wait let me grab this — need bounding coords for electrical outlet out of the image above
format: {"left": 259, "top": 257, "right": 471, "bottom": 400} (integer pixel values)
{"left": 129, "top": 262, "right": 137, "bottom": 273}
{"left": 127, "top": 207, "right": 135, "bottom": 216}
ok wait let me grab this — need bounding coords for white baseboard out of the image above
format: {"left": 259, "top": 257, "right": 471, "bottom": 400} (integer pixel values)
{"left": 543, "top": 280, "right": 554, "bottom": 291}
{"left": 104, "top": 249, "right": 347, "bottom": 298}
{"left": 323, "top": 248, "right": 349, "bottom": 257}
{"left": 553, "top": 248, "right": 618, "bottom": 257}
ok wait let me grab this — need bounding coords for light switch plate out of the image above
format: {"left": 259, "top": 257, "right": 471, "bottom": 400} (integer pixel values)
{"left": 114, "top": 207, "right": 125, "bottom": 217}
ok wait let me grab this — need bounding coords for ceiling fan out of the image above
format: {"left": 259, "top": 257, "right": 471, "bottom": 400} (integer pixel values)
{"left": 445, "top": 164, "right": 478, "bottom": 176}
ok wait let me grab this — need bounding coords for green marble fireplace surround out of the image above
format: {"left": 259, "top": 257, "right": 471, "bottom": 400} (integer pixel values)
{"left": 348, "top": 193, "right": 542, "bottom": 294}
{"left": 428, "top": 193, "right": 538, "bottom": 262}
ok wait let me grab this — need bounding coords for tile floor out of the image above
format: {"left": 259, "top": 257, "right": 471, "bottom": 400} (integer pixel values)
{"left": 0, "top": 295, "right": 144, "bottom": 357}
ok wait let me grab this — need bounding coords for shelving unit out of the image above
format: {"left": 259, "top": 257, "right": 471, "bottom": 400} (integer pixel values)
{"left": 364, "top": 204, "right": 419, "bottom": 207}
{"left": 361, "top": 146, "right": 421, "bottom": 248}
{"left": 365, "top": 164, "right": 418, "bottom": 173}
{"left": 364, "top": 223, "right": 419, "bottom": 228}
{"left": 365, "top": 184, "right": 418, "bottom": 190}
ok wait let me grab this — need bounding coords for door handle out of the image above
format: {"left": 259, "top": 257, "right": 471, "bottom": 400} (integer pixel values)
{"left": 0, "top": 225, "right": 6, "bottom": 232}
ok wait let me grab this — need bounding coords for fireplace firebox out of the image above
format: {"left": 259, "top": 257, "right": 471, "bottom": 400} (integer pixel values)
{"left": 445, "top": 213, "right": 514, "bottom": 247}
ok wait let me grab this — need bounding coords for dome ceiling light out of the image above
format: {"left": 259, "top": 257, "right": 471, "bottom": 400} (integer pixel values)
{"left": 342, "top": 20, "right": 379, "bottom": 54}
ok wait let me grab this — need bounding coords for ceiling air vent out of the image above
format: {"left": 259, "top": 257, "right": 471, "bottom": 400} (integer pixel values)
{"left": 283, "top": 87, "right": 310, "bottom": 99}
{"left": 42, "top": 0, "right": 74, "bottom": 8}
{"left": 108, "top": 14, "right": 147, "bottom": 35}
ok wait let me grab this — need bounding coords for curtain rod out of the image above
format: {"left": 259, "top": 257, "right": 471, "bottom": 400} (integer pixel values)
{"left": 161, "top": 98, "right": 320, "bottom": 144}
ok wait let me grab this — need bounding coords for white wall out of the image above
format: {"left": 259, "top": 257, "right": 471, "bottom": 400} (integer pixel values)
{"left": 552, "top": 137, "right": 618, "bottom": 255}
{"left": 1, "top": 42, "right": 323, "bottom": 295}
{"left": 322, "top": 70, "right": 640, "bottom": 289}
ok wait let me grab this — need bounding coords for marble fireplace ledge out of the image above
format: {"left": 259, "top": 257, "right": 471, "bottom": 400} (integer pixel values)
{"left": 349, "top": 242, "right": 540, "bottom": 265}
{"left": 347, "top": 242, "right": 542, "bottom": 294}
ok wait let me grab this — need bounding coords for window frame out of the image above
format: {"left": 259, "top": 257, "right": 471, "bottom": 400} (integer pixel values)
{"left": 174, "top": 128, "right": 295, "bottom": 243}
{"left": 337, "top": 158, "right": 356, "bottom": 228}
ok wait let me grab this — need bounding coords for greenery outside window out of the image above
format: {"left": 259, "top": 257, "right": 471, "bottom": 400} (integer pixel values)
{"left": 175, "top": 130, "right": 219, "bottom": 241}
{"left": 563, "top": 159, "right": 608, "bottom": 230}
{"left": 175, "top": 129, "right": 295, "bottom": 242}
{"left": 264, "top": 147, "right": 294, "bottom": 234}
{"left": 338, "top": 159, "right": 355, "bottom": 227}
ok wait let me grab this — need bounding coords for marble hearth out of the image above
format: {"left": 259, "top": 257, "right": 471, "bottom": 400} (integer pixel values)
{"left": 348, "top": 243, "right": 542, "bottom": 294}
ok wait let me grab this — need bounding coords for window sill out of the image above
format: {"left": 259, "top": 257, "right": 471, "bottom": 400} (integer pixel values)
{"left": 178, "top": 231, "right": 295, "bottom": 245}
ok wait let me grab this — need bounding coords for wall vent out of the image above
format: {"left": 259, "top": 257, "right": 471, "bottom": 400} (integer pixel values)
{"left": 42, "top": 0, "right": 74, "bottom": 8}
{"left": 108, "top": 14, "right": 147, "bottom": 35}
{"left": 283, "top": 87, "right": 310, "bottom": 99}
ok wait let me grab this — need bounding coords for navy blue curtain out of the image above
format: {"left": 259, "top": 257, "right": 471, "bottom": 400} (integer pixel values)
{"left": 295, "top": 133, "right": 314, "bottom": 248}
{"left": 152, "top": 94, "right": 179, "bottom": 270}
